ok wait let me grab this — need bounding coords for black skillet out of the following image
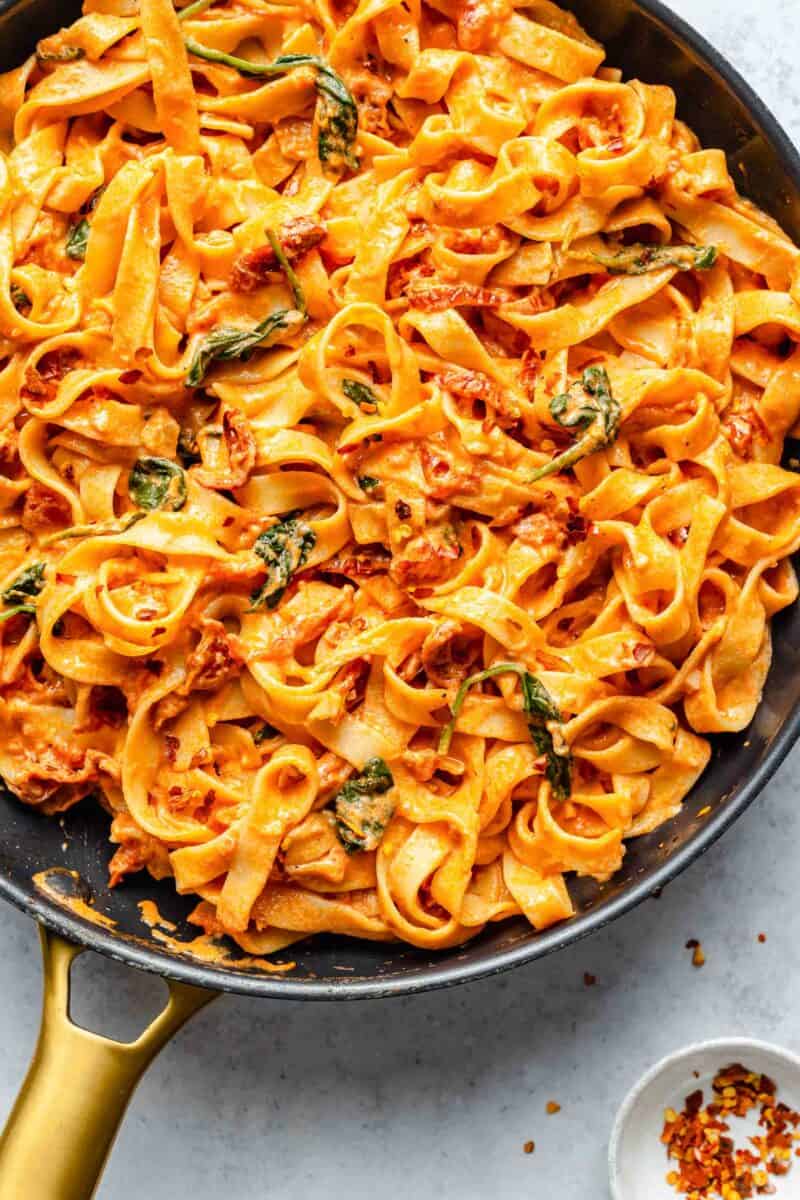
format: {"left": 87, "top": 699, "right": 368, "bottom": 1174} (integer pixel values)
{"left": 0, "top": 1, "right": 799, "bottom": 1196}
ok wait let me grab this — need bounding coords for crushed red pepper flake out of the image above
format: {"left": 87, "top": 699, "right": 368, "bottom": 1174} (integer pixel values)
{"left": 546, "top": 1101, "right": 561, "bottom": 1115}
{"left": 685, "top": 938, "right": 706, "bottom": 967}
{"left": 758, "top": 933, "right": 767, "bottom": 944}
{"left": 523, "top": 1140, "right": 535, "bottom": 1154}
{"left": 583, "top": 972, "right": 597, "bottom": 987}
{"left": 661, "top": 1063, "right": 800, "bottom": 1198}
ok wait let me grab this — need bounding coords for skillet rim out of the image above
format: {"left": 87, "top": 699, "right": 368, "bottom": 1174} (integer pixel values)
{"left": 1, "top": 0, "right": 799, "bottom": 999}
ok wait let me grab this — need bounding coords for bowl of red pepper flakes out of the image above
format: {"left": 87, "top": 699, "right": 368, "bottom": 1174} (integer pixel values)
{"left": 609, "top": 1040, "right": 800, "bottom": 1200}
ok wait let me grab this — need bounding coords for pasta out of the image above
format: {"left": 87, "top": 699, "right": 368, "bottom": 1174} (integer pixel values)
{"left": 0, "top": 0, "right": 799, "bottom": 956}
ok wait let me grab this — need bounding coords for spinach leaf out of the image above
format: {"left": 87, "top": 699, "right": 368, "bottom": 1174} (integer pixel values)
{"left": 0, "top": 604, "right": 35, "bottom": 624}
{"left": 266, "top": 228, "right": 306, "bottom": 315}
{"left": 313, "top": 61, "right": 359, "bottom": 172}
{"left": 36, "top": 45, "right": 85, "bottom": 63}
{"left": 342, "top": 378, "right": 379, "bottom": 411}
{"left": 129, "top": 457, "right": 187, "bottom": 512}
{"left": 2, "top": 562, "right": 45, "bottom": 607}
{"left": 438, "top": 662, "right": 572, "bottom": 799}
{"left": 250, "top": 512, "right": 316, "bottom": 609}
{"left": 528, "top": 366, "right": 621, "bottom": 484}
{"left": 176, "top": 425, "right": 202, "bottom": 467}
{"left": 185, "top": 308, "right": 303, "bottom": 387}
{"left": 593, "top": 242, "right": 717, "bottom": 275}
{"left": 333, "top": 757, "right": 395, "bottom": 853}
{"left": 39, "top": 510, "right": 146, "bottom": 548}
{"left": 253, "top": 721, "right": 280, "bottom": 744}
{"left": 177, "top": 0, "right": 216, "bottom": 18}
{"left": 0, "top": 561, "right": 45, "bottom": 625}
{"left": 65, "top": 217, "right": 90, "bottom": 261}
{"left": 358, "top": 475, "right": 380, "bottom": 492}
{"left": 10, "top": 284, "right": 30, "bottom": 313}
{"left": 184, "top": 41, "right": 358, "bottom": 173}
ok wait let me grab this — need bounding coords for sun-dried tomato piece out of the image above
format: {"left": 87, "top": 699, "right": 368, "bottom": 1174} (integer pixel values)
{"left": 230, "top": 216, "right": 326, "bottom": 292}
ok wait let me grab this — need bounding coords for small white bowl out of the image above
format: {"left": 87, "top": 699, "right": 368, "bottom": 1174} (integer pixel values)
{"left": 609, "top": 1038, "right": 800, "bottom": 1200}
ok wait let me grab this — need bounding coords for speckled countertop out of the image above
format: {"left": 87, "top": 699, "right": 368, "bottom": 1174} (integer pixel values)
{"left": 2, "top": 2, "right": 800, "bottom": 1197}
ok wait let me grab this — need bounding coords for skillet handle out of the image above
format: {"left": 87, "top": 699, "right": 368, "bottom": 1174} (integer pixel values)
{"left": 0, "top": 925, "right": 217, "bottom": 1200}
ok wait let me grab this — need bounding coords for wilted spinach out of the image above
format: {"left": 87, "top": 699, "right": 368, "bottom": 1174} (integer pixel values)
{"left": 10, "top": 284, "right": 30, "bottom": 313}
{"left": 438, "top": 662, "right": 572, "bottom": 799}
{"left": 36, "top": 44, "right": 85, "bottom": 64}
{"left": 342, "top": 379, "right": 379, "bottom": 411}
{"left": 333, "top": 757, "right": 395, "bottom": 853}
{"left": 0, "top": 561, "right": 46, "bottom": 625}
{"left": 65, "top": 217, "right": 90, "bottom": 261}
{"left": 528, "top": 366, "right": 621, "bottom": 484}
{"left": 39, "top": 510, "right": 146, "bottom": 548}
{"left": 2, "top": 562, "right": 45, "bottom": 607}
{"left": 266, "top": 228, "right": 306, "bottom": 315}
{"left": 183, "top": 41, "right": 358, "bottom": 173}
{"left": 129, "top": 457, "right": 187, "bottom": 512}
{"left": 177, "top": 0, "right": 216, "bottom": 18}
{"left": 253, "top": 722, "right": 280, "bottom": 744}
{"left": 250, "top": 512, "right": 316, "bottom": 609}
{"left": 64, "top": 188, "right": 105, "bottom": 262}
{"left": 185, "top": 308, "right": 303, "bottom": 387}
{"left": 176, "top": 425, "right": 202, "bottom": 467}
{"left": 593, "top": 242, "right": 717, "bottom": 275}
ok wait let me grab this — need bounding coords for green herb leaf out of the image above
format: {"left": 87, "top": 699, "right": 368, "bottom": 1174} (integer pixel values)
{"left": 266, "top": 228, "right": 306, "bottom": 315}
{"left": 250, "top": 512, "right": 316, "bottom": 609}
{"left": 10, "top": 284, "right": 30, "bottom": 313}
{"left": 176, "top": 425, "right": 202, "bottom": 467}
{"left": 185, "top": 308, "right": 303, "bottom": 387}
{"left": 253, "top": 721, "right": 280, "bottom": 744}
{"left": 342, "top": 378, "right": 379, "bottom": 411}
{"left": 438, "top": 662, "right": 571, "bottom": 799}
{"left": 2, "top": 562, "right": 45, "bottom": 607}
{"left": 358, "top": 475, "right": 380, "bottom": 492}
{"left": 36, "top": 45, "right": 85, "bottom": 63}
{"left": 184, "top": 41, "right": 358, "bottom": 174}
{"left": 528, "top": 366, "right": 621, "bottom": 484}
{"left": 0, "top": 604, "right": 36, "bottom": 624}
{"left": 177, "top": 0, "right": 216, "bottom": 19}
{"left": 313, "top": 61, "right": 359, "bottom": 172}
{"left": 333, "top": 757, "right": 395, "bottom": 853}
{"left": 129, "top": 457, "right": 187, "bottom": 512}
{"left": 593, "top": 242, "right": 718, "bottom": 275}
{"left": 39, "top": 510, "right": 146, "bottom": 549}
{"left": 65, "top": 217, "right": 90, "bottom": 261}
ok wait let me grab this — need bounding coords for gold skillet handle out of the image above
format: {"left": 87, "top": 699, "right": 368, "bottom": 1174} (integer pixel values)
{"left": 0, "top": 925, "right": 217, "bottom": 1200}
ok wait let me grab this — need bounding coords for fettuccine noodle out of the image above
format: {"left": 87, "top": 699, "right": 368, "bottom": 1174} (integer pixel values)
{"left": 0, "top": 0, "right": 798, "bottom": 954}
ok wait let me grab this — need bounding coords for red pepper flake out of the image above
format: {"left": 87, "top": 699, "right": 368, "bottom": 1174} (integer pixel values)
{"left": 686, "top": 938, "right": 706, "bottom": 967}
{"left": 546, "top": 1101, "right": 561, "bottom": 1115}
{"left": 661, "top": 1063, "right": 800, "bottom": 1198}
{"left": 523, "top": 1140, "right": 535, "bottom": 1155}
{"left": 583, "top": 972, "right": 597, "bottom": 987}
{"left": 758, "top": 933, "right": 767, "bottom": 944}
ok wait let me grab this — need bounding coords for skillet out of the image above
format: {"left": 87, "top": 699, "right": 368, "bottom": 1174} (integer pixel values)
{"left": 1, "top": 1, "right": 800, "bottom": 1195}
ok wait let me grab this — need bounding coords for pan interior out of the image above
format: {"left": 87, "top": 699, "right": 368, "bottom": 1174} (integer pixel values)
{"left": 1, "top": 0, "right": 800, "bottom": 997}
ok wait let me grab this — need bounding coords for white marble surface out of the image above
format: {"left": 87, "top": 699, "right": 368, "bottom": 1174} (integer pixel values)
{"left": 3, "top": 2, "right": 800, "bottom": 1197}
